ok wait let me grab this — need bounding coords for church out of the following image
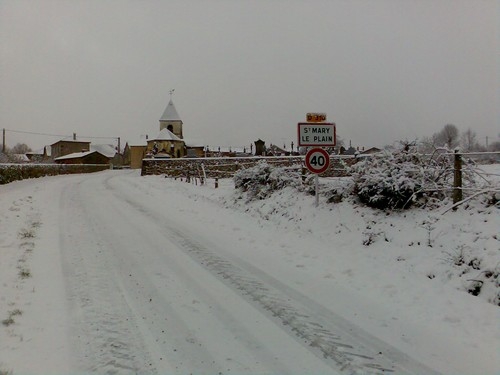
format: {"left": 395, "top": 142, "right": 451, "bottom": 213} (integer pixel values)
{"left": 129, "top": 96, "right": 204, "bottom": 168}
{"left": 147, "top": 99, "right": 186, "bottom": 158}
{"left": 130, "top": 97, "right": 205, "bottom": 169}
{"left": 148, "top": 98, "right": 204, "bottom": 158}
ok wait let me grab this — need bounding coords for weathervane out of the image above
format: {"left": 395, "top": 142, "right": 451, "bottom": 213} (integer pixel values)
{"left": 169, "top": 89, "right": 175, "bottom": 98}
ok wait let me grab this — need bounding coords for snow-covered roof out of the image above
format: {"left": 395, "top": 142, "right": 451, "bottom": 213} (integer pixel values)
{"left": 54, "top": 150, "right": 108, "bottom": 161}
{"left": 209, "top": 146, "right": 248, "bottom": 154}
{"left": 151, "top": 128, "right": 183, "bottom": 142}
{"left": 159, "top": 99, "right": 182, "bottom": 122}
{"left": 50, "top": 139, "right": 91, "bottom": 146}
{"left": 184, "top": 138, "right": 205, "bottom": 148}
{"left": 90, "top": 144, "right": 116, "bottom": 158}
{"left": 0, "top": 153, "right": 29, "bottom": 163}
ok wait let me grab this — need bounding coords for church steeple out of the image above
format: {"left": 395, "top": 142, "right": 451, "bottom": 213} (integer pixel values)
{"left": 159, "top": 92, "right": 183, "bottom": 139}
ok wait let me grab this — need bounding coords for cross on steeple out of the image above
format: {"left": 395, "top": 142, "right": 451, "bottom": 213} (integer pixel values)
{"left": 169, "top": 89, "right": 175, "bottom": 98}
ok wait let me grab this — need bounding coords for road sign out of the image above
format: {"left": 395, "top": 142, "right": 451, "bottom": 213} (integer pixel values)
{"left": 305, "top": 148, "right": 330, "bottom": 174}
{"left": 298, "top": 122, "right": 336, "bottom": 147}
{"left": 306, "top": 113, "right": 327, "bottom": 122}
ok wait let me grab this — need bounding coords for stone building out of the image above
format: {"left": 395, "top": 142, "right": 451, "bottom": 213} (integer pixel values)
{"left": 147, "top": 99, "right": 186, "bottom": 159}
{"left": 147, "top": 128, "right": 184, "bottom": 158}
{"left": 51, "top": 139, "right": 90, "bottom": 159}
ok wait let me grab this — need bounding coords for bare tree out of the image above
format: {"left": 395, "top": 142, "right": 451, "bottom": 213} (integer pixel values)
{"left": 10, "top": 143, "right": 32, "bottom": 154}
{"left": 433, "top": 124, "right": 459, "bottom": 149}
{"left": 418, "top": 136, "right": 436, "bottom": 153}
{"left": 460, "top": 128, "right": 479, "bottom": 152}
{"left": 489, "top": 141, "right": 500, "bottom": 152}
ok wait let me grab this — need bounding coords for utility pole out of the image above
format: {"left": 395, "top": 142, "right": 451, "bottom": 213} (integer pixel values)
{"left": 2, "top": 128, "right": 5, "bottom": 152}
{"left": 117, "top": 137, "right": 121, "bottom": 154}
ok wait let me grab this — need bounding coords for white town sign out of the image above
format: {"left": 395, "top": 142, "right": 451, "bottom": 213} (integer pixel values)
{"left": 297, "top": 122, "right": 336, "bottom": 147}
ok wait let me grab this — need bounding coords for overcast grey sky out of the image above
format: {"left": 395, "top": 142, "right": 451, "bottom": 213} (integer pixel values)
{"left": 1, "top": 0, "right": 498, "bottom": 150}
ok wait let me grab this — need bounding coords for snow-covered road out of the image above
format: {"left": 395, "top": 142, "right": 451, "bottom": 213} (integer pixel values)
{"left": 58, "top": 170, "right": 428, "bottom": 374}
{"left": 1, "top": 169, "right": 499, "bottom": 374}
{"left": 57, "top": 171, "right": 343, "bottom": 373}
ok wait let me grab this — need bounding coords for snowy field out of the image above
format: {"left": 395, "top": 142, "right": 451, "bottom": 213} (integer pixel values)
{"left": 0, "top": 164, "right": 499, "bottom": 374}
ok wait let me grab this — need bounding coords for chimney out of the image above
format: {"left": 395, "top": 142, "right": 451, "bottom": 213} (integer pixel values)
{"left": 73, "top": 133, "right": 76, "bottom": 140}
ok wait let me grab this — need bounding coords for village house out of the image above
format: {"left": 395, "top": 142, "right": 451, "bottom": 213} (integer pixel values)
{"left": 51, "top": 137, "right": 91, "bottom": 159}
{"left": 54, "top": 150, "right": 110, "bottom": 165}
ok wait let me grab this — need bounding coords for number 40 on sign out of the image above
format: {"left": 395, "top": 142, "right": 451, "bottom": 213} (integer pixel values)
{"left": 305, "top": 148, "right": 330, "bottom": 174}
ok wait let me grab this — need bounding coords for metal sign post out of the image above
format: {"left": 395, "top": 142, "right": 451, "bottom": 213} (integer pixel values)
{"left": 305, "top": 148, "right": 330, "bottom": 207}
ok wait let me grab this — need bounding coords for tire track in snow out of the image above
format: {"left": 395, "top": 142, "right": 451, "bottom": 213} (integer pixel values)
{"left": 169, "top": 232, "right": 395, "bottom": 374}
{"left": 107, "top": 174, "right": 440, "bottom": 375}
{"left": 59, "top": 179, "right": 158, "bottom": 374}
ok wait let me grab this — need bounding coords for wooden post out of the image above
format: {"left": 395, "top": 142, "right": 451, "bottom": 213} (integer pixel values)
{"left": 215, "top": 178, "right": 218, "bottom": 188}
{"left": 453, "top": 150, "right": 463, "bottom": 207}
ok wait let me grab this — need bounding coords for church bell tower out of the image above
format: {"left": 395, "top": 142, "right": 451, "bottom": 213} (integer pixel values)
{"left": 159, "top": 90, "right": 183, "bottom": 139}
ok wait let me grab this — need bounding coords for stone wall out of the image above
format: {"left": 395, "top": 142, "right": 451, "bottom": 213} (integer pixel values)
{"left": 141, "top": 156, "right": 358, "bottom": 179}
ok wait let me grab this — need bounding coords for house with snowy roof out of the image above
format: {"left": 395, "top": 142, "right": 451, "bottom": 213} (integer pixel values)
{"left": 126, "top": 137, "right": 147, "bottom": 169}
{"left": 90, "top": 144, "right": 124, "bottom": 166}
{"left": 51, "top": 138, "right": 91, "bottom": 159}
{"left": 54, "top": 150, "right": 110, "bottom": 165}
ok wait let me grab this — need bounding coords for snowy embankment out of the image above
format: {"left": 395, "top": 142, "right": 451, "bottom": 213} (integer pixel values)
{"left": 141, "top": 164, "right": 500, "bottom": 373}
{"left": 0, "top": 164, "right": 499, "bottom": 374}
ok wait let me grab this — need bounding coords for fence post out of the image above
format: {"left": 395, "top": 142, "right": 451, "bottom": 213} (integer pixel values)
{"left": 215, "top": 178, "right": 218, "bottom": 188}
{"left": 453, "top": 150, "right": 462, "bottom": 207}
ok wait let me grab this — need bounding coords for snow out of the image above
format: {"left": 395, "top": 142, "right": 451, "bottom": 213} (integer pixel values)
{"left": 53, "top": 150, "right": 98, "bottom": 161}
{"left": 0, "top": 165, "right": 499, "bottom": 374}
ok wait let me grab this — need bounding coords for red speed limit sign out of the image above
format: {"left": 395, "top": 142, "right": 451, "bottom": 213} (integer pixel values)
{"left": 305, "top": 148, "right": 330, "bottom": 174}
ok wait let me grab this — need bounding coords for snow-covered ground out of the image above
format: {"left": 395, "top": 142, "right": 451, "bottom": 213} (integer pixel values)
{"left": 0, "top": 165, "right": 499, "bottom": 374}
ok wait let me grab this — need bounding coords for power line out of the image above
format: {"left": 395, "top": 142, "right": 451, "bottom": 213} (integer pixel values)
{"left": 4, "top": 128, "right": 70, "bottom": 138}
{"left": 5, "top": 129, "right": 118, "bottom": 140}
{"left": 78, "top": 135, "right": 119, "bottom": 140}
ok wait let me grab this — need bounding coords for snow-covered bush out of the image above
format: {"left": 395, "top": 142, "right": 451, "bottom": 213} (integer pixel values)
{"left": 350, "top": 150, "right": 455, "bottom": 209}
{"left": 0, "top": 164, "right": 109, "bottom": 185}
{"left": 234, "top": 161, "right": 301, "bottom": 201}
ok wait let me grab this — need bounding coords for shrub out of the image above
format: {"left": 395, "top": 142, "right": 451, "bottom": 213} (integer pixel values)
{"left": 0, "top": 164, "right": 109, "bottom": 185}
{"left": 234, "top": 161, "right": 301, "bottom": 201}
{"left": 350, "top": 150, "right": 455, "bottom": 209}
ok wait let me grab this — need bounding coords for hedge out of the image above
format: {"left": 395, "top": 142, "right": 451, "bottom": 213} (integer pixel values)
{"left": 0, "top": 164, "right": 110, "bottom": 185}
